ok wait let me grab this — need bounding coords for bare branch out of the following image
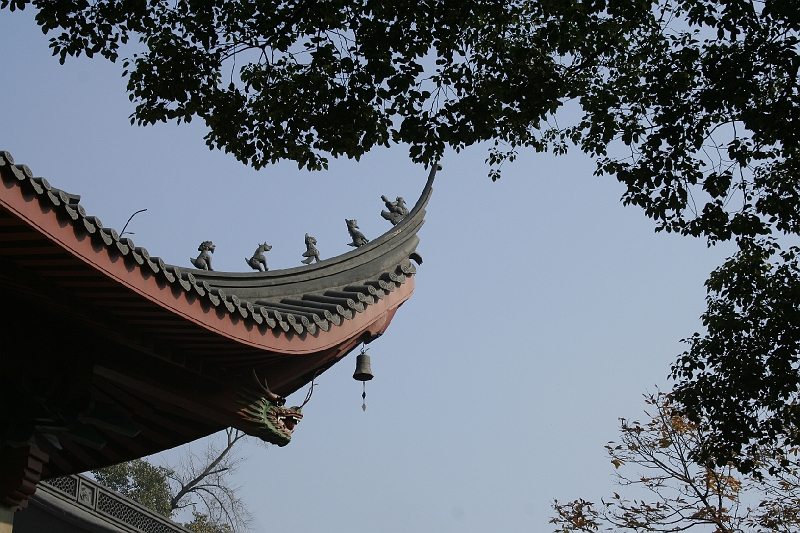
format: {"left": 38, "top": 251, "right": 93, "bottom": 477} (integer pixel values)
{"left": 162, "top": 428, "right": 256, "bottom": 532}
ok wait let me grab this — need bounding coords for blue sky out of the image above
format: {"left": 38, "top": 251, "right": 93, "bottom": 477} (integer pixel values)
{"left": 1, "top": 9, "right": 733, "bottom": 532}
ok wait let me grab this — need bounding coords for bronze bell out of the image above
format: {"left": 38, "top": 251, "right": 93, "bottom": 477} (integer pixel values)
{"left": 353, "top": 352, "right": 374, "bottom": 381}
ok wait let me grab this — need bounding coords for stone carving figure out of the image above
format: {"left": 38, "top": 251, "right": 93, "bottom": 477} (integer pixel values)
{"left": 246, "top": 242, "right": 272, "bottom": 271}
{"left": 346, "top": 219, "right": 369, "bottom": 247}
{"left": 380, "top": 195, "right": 409, "bottom": 225}
{"left": 190, "top": 241, "right": 215, "bottom": 270}
{"left": 301, "top": 234, "right": 321, "bottom": 264}
{"left": 78, "top": 485, "right": 94, "bottom": 506}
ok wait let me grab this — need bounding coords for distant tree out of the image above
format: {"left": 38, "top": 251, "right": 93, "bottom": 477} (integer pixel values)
{"left": 93, "top": 458, "right": 173, "bottom": 518}
{"left": 551, "top": 393, "right": 800, "bottom": 533}
{"left": 183, "top": 512, "right": 233, "bottom": 533}
{"left": 92, "top": 429, "right": 252, "bottom": 533}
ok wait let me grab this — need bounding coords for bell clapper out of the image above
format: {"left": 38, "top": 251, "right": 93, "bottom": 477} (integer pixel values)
{"left": 362, "top": 382, "right": 367, "bottom": 411}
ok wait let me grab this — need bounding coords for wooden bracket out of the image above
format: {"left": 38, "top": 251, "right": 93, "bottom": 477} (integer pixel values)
{"left": 0, "top": 446, "right": 49, "bottom": 511}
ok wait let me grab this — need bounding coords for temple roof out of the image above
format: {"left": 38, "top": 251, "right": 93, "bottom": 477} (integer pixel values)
{"left": 0, "top": 150, "right": 435, "bottom": 480}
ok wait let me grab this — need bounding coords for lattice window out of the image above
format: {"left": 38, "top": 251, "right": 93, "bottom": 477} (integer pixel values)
{"left": 44, "top": 476, "right": 78, "bottom": 498}
{"left": 96, "top": 492, "right": 175, "bottom": 533}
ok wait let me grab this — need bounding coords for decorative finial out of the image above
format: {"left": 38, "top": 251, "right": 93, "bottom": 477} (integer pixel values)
{"left": 119, "top": 208, "right": 147, "bottom": 237}
{"left": 380, "top": 195, "right": 408, "bottom": 225}
{"left": 301, "top": 233, "right": 321, "bottom": 264}
{"left": 346, "top": 219, "right": 369, "bottom": 247}
{"left": 190, "top": 241, "right": 215, "bottom": 270}
{"left": 246, "top": 242, "right": 272, "bottom": 271}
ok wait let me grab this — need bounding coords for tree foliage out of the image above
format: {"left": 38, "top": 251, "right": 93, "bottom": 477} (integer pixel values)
{"left": 184, "top": 512, "right": 233, "bottom": 533}
{"left": 672, "top": 239, "right": 800, "bottom": 472}
{"left": 556, "top": 0, "right": 800, "bottom": 472}
{"left": 551, "top": 394, "right": 800, "bottom": 533}
{"left": 93, "top": 458, "right": 173, "bottom": 518}
{"left": 0, "top": 0, "right": 646, "bottom": 171}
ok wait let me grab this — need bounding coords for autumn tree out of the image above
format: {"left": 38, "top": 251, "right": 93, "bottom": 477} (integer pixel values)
{"left": 551, "top": 394, "right": 800, "bottom": 533}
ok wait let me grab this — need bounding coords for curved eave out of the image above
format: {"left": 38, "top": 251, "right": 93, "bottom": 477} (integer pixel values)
{"left": 0, "top": 151, "right": 431, "bottom": 354}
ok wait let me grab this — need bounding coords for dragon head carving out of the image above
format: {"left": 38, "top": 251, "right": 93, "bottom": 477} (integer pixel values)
{"left": 238, "top": 372, "right": 306, "bottom": 446}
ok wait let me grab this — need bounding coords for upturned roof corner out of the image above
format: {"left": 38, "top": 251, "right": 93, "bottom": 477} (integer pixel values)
{"left": 0, "top": 149, "right": 436, "bottom": 495}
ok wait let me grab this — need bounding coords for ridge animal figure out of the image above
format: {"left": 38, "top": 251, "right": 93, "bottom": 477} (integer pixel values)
{"left": 301, "top": 233, "right": 321, "bottom": 264}
{"left": 346, "top": 219, "right": 369, "bottom": 247}
{"left": 190, "top": 241, "right": 215, "bottom": 270}
{"left": 380, "top": 195, "right": 409, "bottom": 225}
{"left": 246, "top": 242, "right": 272, "bottom": 271}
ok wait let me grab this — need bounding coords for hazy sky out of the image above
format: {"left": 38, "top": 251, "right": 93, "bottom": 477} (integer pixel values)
{"left": 1, "top": 9, "right": 734, "bottom": 532}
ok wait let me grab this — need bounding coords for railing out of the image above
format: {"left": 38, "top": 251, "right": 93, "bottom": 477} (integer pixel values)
{"left": 40, "top": 475, "right": 191, "bottom": 533}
